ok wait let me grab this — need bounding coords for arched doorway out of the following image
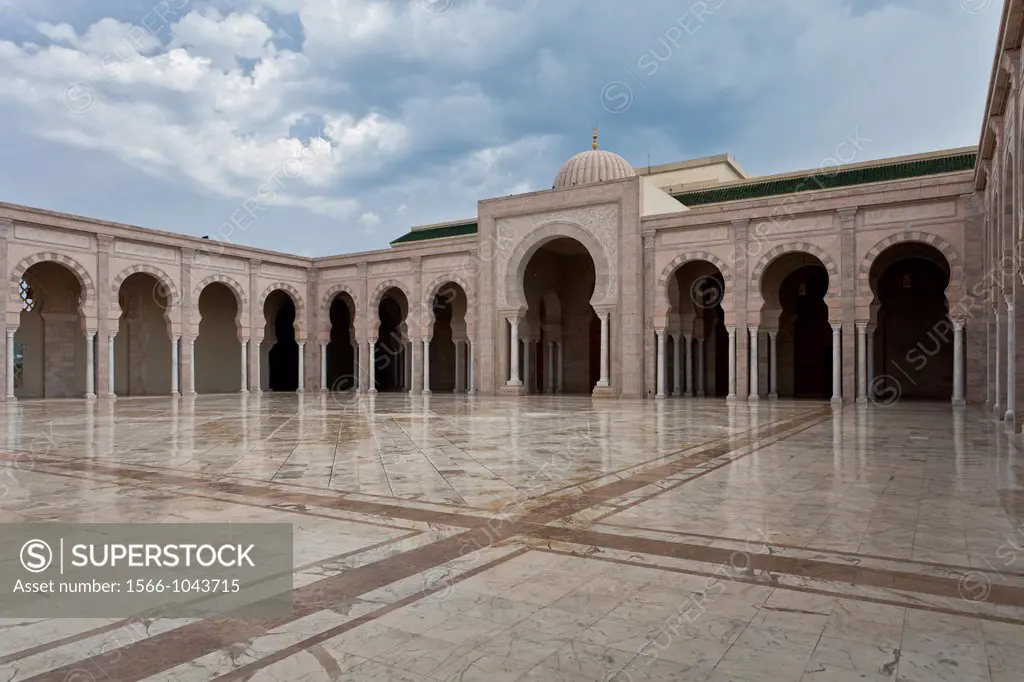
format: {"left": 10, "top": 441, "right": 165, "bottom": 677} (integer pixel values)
{"left": 262, "top": 290, "right": 299, "bottom": 391}
{"left": 326, "top": 293, "right": 357, "bottom": 391}
{"left": 428, "top": 282, "right": 469, "bottom": 393}
{"left": 521, "top": 237, "right": 599, "bottom": 394}
{"left": 667, "top": 262, "right": 729, "bottom": 397}
{"left": 195, "top": 282, "right": 242, "bottom": 394}
{"left": 14, "top": 262, "right": 87, "bottom": 398}
{"left": 115, "top": 272, "right": 172, "bottom": 396}
{"left": 375, "top": 287, "right": 408, "bottom": 392}
{"left": 869, "top": 243, "right": 952, "bottom": 400}
{"left": 760, "top": 253, "right": 832, "bottom": 399}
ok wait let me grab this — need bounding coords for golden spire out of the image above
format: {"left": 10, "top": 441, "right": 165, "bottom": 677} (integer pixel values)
{"left": 592, "top": 126, "right": 598, "bottom": 150}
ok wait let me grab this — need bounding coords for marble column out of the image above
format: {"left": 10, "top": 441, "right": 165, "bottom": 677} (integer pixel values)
{"left": 684, "top": 335, "right": 693, "bottom": 396}
{"left": 170, "top": 335, "right": 179, "bottom": 397}
{"left": 672, "top": 335, "right": 682, "bottom": 397}
{"left": 240, "top": 339, "right": 249, "bottom": 394}
{"left": 524, "top": 340, "right": 536, "bottom": 393}
{"left": 107, "top": 334, "right": 116, "bottom": 398}
{"left": 546, "top": 341, "right": 555, "bottom": 394}
{"left": 726, "top": 325, "right": 736, "bottom": 400}
{"left": 866, "top": 328, "right": 875, "bottom": 398}
{"left": 952, "top": 320, "right": 966, "bottom": 406}
{"left": 856, "top": 323, "right": 867, "bottom": 403}
{"left": 748, "top": 327, "right": 759, "bottom": 400}
{"left": 187, "top": 337, "right": 196, "bottom": 396}
{"left": 467, "top": 339, "right": 476, "bottom": 394}
{"left": 454, "top": 340, "right": 464, "bottom": 393}
{"left": 768, "top": 331, "right": 778, "bottom": 400}
{"left": 296, "top": 341, "right": 305, "bottom": 392}
{"left": 86, "top": 331, "right": 97, "bottom": 399}
{"left": 994, "top": 308, "right": 1003, "bottom": 415}
{"left": 319, "top": 341, "right": 327, "bottom": 392}
{"left": 422, "top": 338, "right": 432, "bottom": 395}
{"left": 656, "top": 329, "right": 667, "bottom": 399}
{"left": 1006, "top": 297, "right": 1015, "bottom": 423}
{"left": 5, "top": 328, "right": 16, "bottom": 400}
{"left": 696, "top": 337, "right": 706, "bottom": 397}
{"left": 507, "top": 317, "right": 522, "bottom": 387}
{"left": 597, "top": 312, "right": 610, "bottom": 388}
{"left": 830, "top": 323, "right": 842, "bottom": 404}
{"left": 252, "top": 339, "right": 262, "bottom": 394}
{"left": 367, "top": 341, "right": 377, "bottom": 394}
{"left": 556, "top": 341, "right": 564, "bottom": 394}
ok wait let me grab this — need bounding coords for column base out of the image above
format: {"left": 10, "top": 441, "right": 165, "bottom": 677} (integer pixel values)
{"left": 592, "top": 385, "right": 615, "bottom": 398}
{"left": 185, "top": 392, "right": 197, "bottom": 397}
{"left": 104, "top": 393, "right": 117, "bottom": 400}
{"left": 241, "top": 389, "right": 249, "bottom": 394}
{"left": 655, "top": 393, "right": 666, "bottom": 400}
{"left": 768, "top": 393, "right": 778, "bottom": 401}
{"left": 726, "top": 394, "right": 738, "bottom": 403}
{"left": 86, "top": 393, "right": 97, "bottom": 400}
{"left": 296, "top": 388, "right": 305, "bottom": 394}
{"left": 4, "top": 395, "right": 16, "bottom": 402}
{"left": 697, "top": 391, "right": 706, "bottom": 398}
{"left": 368, "top": 388, "right": 378, "bottom": 395}
{"left": 499, "top": 385, "right": 527, "bottom": 396}
{"left": 170, "top": 391, "right": 179, "bottom": 398}
{"left": 1004, "top": 409, "right": 1015, "bottom": 423}
{"left": 856, "top": 397, "right": 868, "bottom": 404}
{"left": 748, "top": 394, "right": 760, "bottom": 402}
{"left": 830, "top": 396, "right": 843, "bottom": 405}
{"left": 422, "top": 389, "right": 432, "bottom": 395}
{"left": 952, "top": 398, "right": 967, "bottom": 406}
{"left": 994, "top": 403, "right": 1002, "bottom": 416}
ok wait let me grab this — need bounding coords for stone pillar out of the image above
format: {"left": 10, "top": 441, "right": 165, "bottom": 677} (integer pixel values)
{"left": 726, "top": 325, "right": 736, "bottom": 401}
{"left": 672, "top": 335, "right": 682, "bottom": 397}
{"left": 768, "top": 331, "right": 778, "bottom": 399}
{"left": 187, "top": 337, "right": 196, "bottom": 396}
{"left": 831, "top": 323, "right": 842, "bottom": 404}
{"left": 468, "top": 338, "right": 476, "bottom": 394}
{"left": 251, "top": 337, "right": 262, "bottom": 394}
{"left": 556, "top": 341, "right": 564, "bottom": 394}
{"left": 837, "top": 208, "right": 858, "bottom": 403}
{"left": 696, "top": 337, "right": 705, "bottom": 397}
{"left": 454, "top": 340, "right": 464, "bottom": 393}
{"left": 1006, "top": 297, "right": 1015, "bottom": 423}
{"left": 410, "top": 335, "right": 422, "bottom": 394}
{"left": 953, "top": 320, "right": 966, "bottom": 406}
{"left": 240, "top": 339, "right": 249, "bottom": 393}
{"left": 319, "top": 341, "right": 327, "bottom": 392}
{"left": 683, "top": 335, "right": 693, "bottom": 396}
{"left": 422, "top": 339, "right": 432, "bottom": 395}
{"left": 866, "top": 327, "right": 875, "bottom": 398}
{"left": 84, "top": 331, "right": 97, "bottom": 399}
{"left": 748, "top": 326, "right": 759, "bottom": 400}
{"left": 856, "top": 323, "right": 867, "bottom": 403}
{"left": 5, "top": 328, "right": 16, "bottom": 400}
{"left": 107, "top": 334, "right": 117, "bottom": 398}
{"left": 507, "top": 317, "right": 522, "bottom": 386}
{"left": 994, "top": 307, "right": 1003, "bottom": 415}
{"left": 731, "top": 220, "right": 750, "bottom": 400}
{"left": 655, "top": 329, "right": 666, "bottom": 399}
{"left": 96, "top": 235, "right": 114, "bottom": 396}
{"left": 546, "top": 341, "right": 555, "bottom": 394}
{"left": 296, "top": 341, "right": 305, "bottom": 392}
{"left": 597, "top": 312, "right": 610, "bottom": 388}
{"left": 368, "top": 340, "right": 377, "bottom": 394}
{"left": 170, "top": 335, "right": 179, "bottom": 397}
{"left": 0, "top": 220, "right": 7, "bottom": 401}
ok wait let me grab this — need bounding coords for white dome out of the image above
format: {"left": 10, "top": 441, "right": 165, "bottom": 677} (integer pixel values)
{"left": 553, "top": 149, "right": 636, "bottom": 189}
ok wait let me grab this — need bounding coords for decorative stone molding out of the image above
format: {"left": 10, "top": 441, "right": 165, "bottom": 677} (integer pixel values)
{"left": 1002, "top": 49, "right": 1020, "bottom": 83}
{"left": 9, "top": 252, "right": 97, "bottom": 314}
{"left": 656, "top": 251, "right": 735, "bottom": 308}
{"left": 180, "top": 247, "right": 194, "bottom": 263}
{"left": 110, "top": 264, "right": 180, "bottom": 315}
{"left": 192, "top": 273, "right": 248, "bottom": 320}
{"left": 258, "top": 282, "right": 306, "bottom": 330}
{"left": 321, "top": 283, "right": 359, "bottom": 317}
{"left": 368, "top": 278, "right": 412, "bottom": 310}
{"left": 749, "top": 242, "right": 841, "bottom": 299}
{"left": 423, "top": 272, "right": 474, "bottom": 310}
{"left": 836, "top": 207, "right": 858, "bottom": 225}
{"left": 97, "top": 235, "right": 115, "bottom": 251}
{"left": 857, "top": 231, "right": 964, "bottom": 298}
{"left": 499, "top": 205, "right": 618, "bottom": 308}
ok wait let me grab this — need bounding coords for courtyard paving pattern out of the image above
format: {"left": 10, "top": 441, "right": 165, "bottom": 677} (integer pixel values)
{"left": 0, "top": 394, "right": 1023, "bottom": 681}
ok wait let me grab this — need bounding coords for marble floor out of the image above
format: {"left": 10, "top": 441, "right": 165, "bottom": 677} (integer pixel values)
{"left": 1, "top": 393, "right": 1023, "bottom": 681}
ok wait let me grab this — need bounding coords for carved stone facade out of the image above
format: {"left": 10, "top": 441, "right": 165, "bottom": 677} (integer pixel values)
{"left": 1, "top": 1, "right": 1020, "bottom": 410}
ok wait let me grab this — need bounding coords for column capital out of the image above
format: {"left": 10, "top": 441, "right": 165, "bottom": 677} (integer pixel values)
{"left": 0, "top": 217, "right": 11, "bottom": 237}
{"left": 655, "top": 327, "right": 666, "bottom": 336}
{"left": 767, "top": 330, "right": 776, "bottom": 339}
{"left": 249, "top": 258, "right": 262, "bottom": 271}
{"left": 830, "top": 322, "right": 842, "bottom": 333}
{"left": 730, "top": 218, "right": 750, "bottom": 230}
{"left": 836, "top": 207, "right": 858, "bottom": 226}
{"left": 85, "top": 329, "right": 97, "bottom": 338}
{"left": 952, "top": 319, "right": 966, "bottom": 331}
{"left": 642, "top": 232, "right": 655, "bottom": 250}
{"left": 748, "top": 326, "right": 758, "bottom": 336}
{"left": 856, "top": 322, "right": 868, "bottom": 332}
{"left": 97, "top": 234, "right": 115, "bottom": 251}
{"left": 172, "top": 334, "right": 182, "bottom": 342}
{"left": 725, "top": 324, "right": 736, "bottom": 333}
{"left": 180, "top": 247, "right": 195, "bottom": 263}
{"left": 1001, "top": 48, "right": 1020, "bottom": 83}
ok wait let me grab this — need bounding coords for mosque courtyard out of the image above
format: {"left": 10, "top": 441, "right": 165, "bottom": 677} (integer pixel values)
{"left": 0, "top": 394, "right": 1022, "bottom": 681}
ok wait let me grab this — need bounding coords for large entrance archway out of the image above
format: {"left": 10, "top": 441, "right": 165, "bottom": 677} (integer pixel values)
{"left": 521, "top": 237, "right": 599, "bottom": 394}
{"left": 262, "top": 290, "right": 299, "bottom": 392}
{"left": 375, "top": 287, "right": 409, "bottom": 392}
{"left": 14, "top": 262, "right": 87, "bottom": 398}
{"left": 326, "top": 293, "right": 357, "bottom": 391}
{"left": 760, "top": 253, "right": 832, "bottom": 399}
{"left": 114, "top": 272, "right": 172, "bottom": 396}
{"left": 195, "top": 282, "right": 242, "bottom": 394}
{"left": 869, "top": 242, "right": 953, "bottom": 401}
{"left": 427, "top": 282, "right": 469, "bottom": 393}
{"left": 666, "top": 261, "right": 729, "bottom": 397}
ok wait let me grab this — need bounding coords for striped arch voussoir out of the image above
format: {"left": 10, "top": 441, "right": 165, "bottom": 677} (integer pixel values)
{"left": 857, "top": 232, "right": 964, "bottom": 298}
{"left": 657, "top": 250, "right": 735, "bottom": 306}
{"left": 111, "top": 264, "right": 180, "bottom": 312}
{"left": 193, "top": 274, "right": 248, "bottom": 314}
{"left": 751, "top": 243, "right": 840, "bottom": 299}
{"left": 321, "top": 283, "right": 359, "bottom": 317}
{"left": 9, "top": 251, "right": 97, "bottom": 313}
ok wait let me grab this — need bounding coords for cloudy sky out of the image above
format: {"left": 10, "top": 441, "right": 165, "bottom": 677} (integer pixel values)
{"left": 0, "top": 0, "right": 1003, "bottom": 256}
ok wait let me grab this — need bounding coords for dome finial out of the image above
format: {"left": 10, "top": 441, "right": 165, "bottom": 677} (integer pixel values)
{"left": 592, "top": 126, "right": 598, "bottom": 150}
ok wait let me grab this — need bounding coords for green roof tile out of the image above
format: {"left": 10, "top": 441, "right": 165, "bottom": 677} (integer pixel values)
{"left": 390, "top": 221, "right": 478, "bottom": 245}
{"left": 672, "top": 152, "right": 976, "bottom": 206}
